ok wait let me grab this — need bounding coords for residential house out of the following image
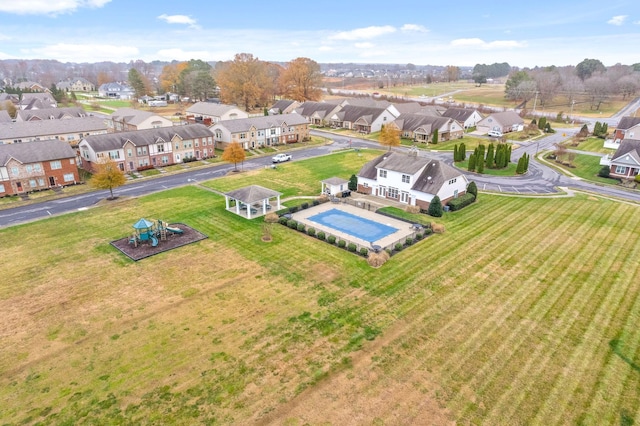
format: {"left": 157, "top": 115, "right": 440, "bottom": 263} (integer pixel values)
{"left": 268, "top": 99, "right": 301, "bottom": 115}
{"left": 394, "top": 102, "right": 445, "bottom": 116}
{"left": 79, "top": 124, "right": 214, "bottom": 172}
{"left": 98, "top": 82, "right": 135, "bottom": 100}
{"left": 441, "top": 107, "right": 484, "bottom": 129}
{"left": 0, "top": 93, "right": 19, "bottom": 106}
{"left": 14, "top": 81, "right": 48, "bottom": 92}
{"left": 185, "top": 102, "right": 248, "bottom": 125}
{"left": 328, "top": 104, "right": 399, "bottom": 133}
{"left": 211, "top": 114, "right": 309, "bottom": 150}
{"left": 57, "top": 77, "right": 96, "bottom": 92}
{"left": 608, "top": 139, "right": 640, "bottom": 180}
{"left": 611, "top": 116, "right": 640, "bottom": 144}
{"left": 390, "top": 114, "right": 464, "bottom": 142}
{"left": 0, "top": 110, "right": 12, "bottom": 123}
{"left": 0, "top": 117, "right": 108, "bottom": 146}
{"left": 293, "top": 101, "right": 343, "bottom": 126}
{"left": 19, "top": 93, "right": 57, "bottom": 110}
{"left": 356, "top": 150, "right": 469, "bottom": 209}
{"left": 15, "top": 106, "right": 89, "bottom": 122}
{"left": 476, "top": 111, "right": 524, "bottom": 134}
{"left": 0, "top": 140, "right": 80, "bottom": 196}
{"left": 108, "top": 108, "right": 174, "bottom": 132}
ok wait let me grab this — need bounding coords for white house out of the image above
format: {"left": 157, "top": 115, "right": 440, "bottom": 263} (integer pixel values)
{"left": 357, "top": 150, "right": 469, "bottom": 210}
{"left": 608, "top": 139, "right": 640, "bottom": 180}
{"left": 441, "top": 107, "right": 484, "bottom": 129}
{"left": 476, "top": 111, "right": 524, "bottom": 134}
{"left": 328, "top": 104, "right": 399, "bottom": 134}
{"left": 108, "top": 108, "right": 174, "bottom": 132}
{"left": 211, "top": 114, "right": 310, "bottom": 150}
{"left": 186, "top": 102, "right": 248, "bottom": 125}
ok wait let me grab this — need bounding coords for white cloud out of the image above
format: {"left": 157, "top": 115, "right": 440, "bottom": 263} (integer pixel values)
{"left": 329, "top": 25, "right": 396, "bottom": 41}
{"left": 25, "top": 43, "right": 139, "bottom": 62}
{"left": 633, "top": 20, "right": 640, "bottom": 25}
{"left": 450, "top": 38, "right": 525, "bottom": 50}
{"left": 157, "top": 14, "right": 199, "bottom": 28}
{"left": 355, "top": 42, "right": 374, "bottom": 49}
{"left": 0, "top": 0, "right": 111, "bottom": 15}
{"left": 607, "top": 15, "right": 627, "bottom": 26}
{"left": 0, "top": 33, "right": 11, "bottom": 41}
{"left": 318, "top": 46, "right": 333, "bottom": 52}
{"left": 401, "top": 24, "right": 428, "bottom": 33}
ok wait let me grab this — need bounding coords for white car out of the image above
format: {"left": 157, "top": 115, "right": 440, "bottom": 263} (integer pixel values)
{"left": 488, "top": 130, "right": 503, "bottom": 138}
{"left": 272, "top": 153, "right": 292, "bottom": 163}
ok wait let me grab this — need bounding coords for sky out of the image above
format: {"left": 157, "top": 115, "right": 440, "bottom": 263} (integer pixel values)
{"left": 0, "top": 0, "right": 639, "bottom": 68}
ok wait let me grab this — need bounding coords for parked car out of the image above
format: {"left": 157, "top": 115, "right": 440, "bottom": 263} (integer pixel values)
{"left": 272, "top": 153, "right": 292, "bottom": 163}
{"left": 488, "top": 130, "right": 503, "bottom": 138}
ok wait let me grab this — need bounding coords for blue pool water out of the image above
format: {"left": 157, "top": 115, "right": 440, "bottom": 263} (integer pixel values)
{"left": 307, "top": 208, "right": 398, "bottom": 243}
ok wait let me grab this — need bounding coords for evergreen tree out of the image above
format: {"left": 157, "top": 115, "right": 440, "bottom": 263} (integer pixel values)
{"left": 593, "top": 121, "right": 602, "bottom": 136}
{"left": 495, "top": 147, "right": 505, "bottom": 169}
{"left": 531, "top": 118, "right": 537, "bottom": 126}
{"left": 467, "top": 181, "right": 478, "bottom": 199}
{"left": 453, "top": 144, "right": 459, "bottom": 162}
{"left": 538, "top": 116, "right": 547, "bottom": 130}
{"left": 485, "top": 143, "right": 495, "bottom": 169}
{"left": 348, "top": 174, "right": 358, "bottom": 191}
{"left": 459, "top": 142, "right": 466, "bottom": 161}
{"left": 432, "top": 128, "right": 439, "bottom": 145}
{"left": 524, "top": 153, "right": 530, "bottom": 171}
{"left": 506, "top": 145, "right": 512, "bottom": 165}
{"left": 516, "top": 156, "right": 524, "bottom": 174}
{"left": 428, "top": 196, "right": 443, "bottom": 217}
{"left": 128, "top": 68, "right": 146, "bottom": 99}
{"left": 468, "top": 153, "right": 476, "bottom": 172}
{"left": 476, "top": 155, "right": 485, "bottom": 174}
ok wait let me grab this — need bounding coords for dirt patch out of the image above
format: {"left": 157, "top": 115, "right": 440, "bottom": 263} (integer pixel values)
{"left": 110, "top": 223, "right": 207, "bottom": 261}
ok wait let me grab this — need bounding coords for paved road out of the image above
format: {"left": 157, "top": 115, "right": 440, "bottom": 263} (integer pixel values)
{"left": 1, "top": 129, "right": 639, "bottom": 229}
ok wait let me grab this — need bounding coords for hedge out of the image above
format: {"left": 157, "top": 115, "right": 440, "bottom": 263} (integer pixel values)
{"left": 447, "top": 193, "right": 476, "bottom": 211}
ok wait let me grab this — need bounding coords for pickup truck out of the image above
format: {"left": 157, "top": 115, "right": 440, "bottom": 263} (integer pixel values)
{"left": 272, "top": 153, "right": 292, "bottom": 163}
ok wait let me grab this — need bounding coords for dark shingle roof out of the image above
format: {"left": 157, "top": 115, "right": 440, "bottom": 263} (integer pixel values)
{"left": 17, "top": 107, "right": 88, "bottom": 121}
{"left": 82, "top": 124, "right": 213, "bottom": 152}
{"left": 0, "top": 116, "right": 107, "bottom": 139}
{"left": 442, "top": 107, "right": 479, "bottom": 121}
{"left": 215, "top": 114, "right": 308, "bottom": 133}
{"left": 393, "top": 113, "right": 452, "bottom": 133}
{"left": 411, "top": 160, "right": 462, "bottom": 194}
{"left": 186, "top": 102, "right": 246, "bottom": 117}
{"left": 225, "top": 185, "right": 282, "bottom": 204}
{"left": 612, "top": 138, "right": 640, "bottom": 163}
{"left": 294, "top": 101, "right": 339, "bottom": 118}
{"left": 616, "top": 116, "right": 640, "bottom": 131}
{"left": 0, "top": 110, "right": 12, "bottom": 123}
{"left": 0, "top": 139, "right": 76, "bottom": 165}
{"left": 332, "top": 105, "right": 387, "bottom": 123}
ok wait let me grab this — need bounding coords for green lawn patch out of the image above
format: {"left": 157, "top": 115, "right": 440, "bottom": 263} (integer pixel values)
{"left": 547, "top": 153, "right": 620, "bottom": 185}
{"left": 564, "top": 136, "right": 612, "bottom": 154}
{"left": 453, "top": 160, "right": 518, "bottom": 176}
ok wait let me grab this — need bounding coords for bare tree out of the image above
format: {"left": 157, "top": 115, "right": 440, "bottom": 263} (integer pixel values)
{"left": 584, "top": 75, "right": 614, "bottom": 110}
{"left": 532, "top": 69, "right": 560, "bottom": 108}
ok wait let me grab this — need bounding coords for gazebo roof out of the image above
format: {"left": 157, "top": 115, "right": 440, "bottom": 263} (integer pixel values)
{"left": 321, "top": 177, "right": 349, "bottom": 186}
{"left": 133, "top": 218, "right": 155, "bottom": 229}
{"left": 225, "top": 185, "right": 282, "bottom": 204}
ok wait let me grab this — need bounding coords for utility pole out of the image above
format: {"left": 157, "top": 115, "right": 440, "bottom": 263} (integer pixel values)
{"left": 570, "top": 100, "right": 575, "bottom": 123}
{"left": 532, "top": 91, "right": 539, "bottom": 113}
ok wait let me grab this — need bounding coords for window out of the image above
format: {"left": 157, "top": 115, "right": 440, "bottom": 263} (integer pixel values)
{"left": 0, "top": 184, "right": 5, "bottom": 193}
{"left": 379, "top": 169, "right": 387, "bottom": 178}
{"left": 270, "top": 129, "right": 276, "bottom": 135}
{"left": 63, "top": 173, "right": 75, "bottom": 182}
{"left": 50, "top": 160, "right": 62, "bottom": 170}
{"left": 175, "top": 143, "right": 180, "bottom": 150}
{"left": 161, "top": 156, "right": 169, "bottom": 164}
{"left": 26, "top": 165, "right": 33, "bottom": 173}
{"left": 109, "top": 151, "right": 120, "bottom": 160}
{"left": 363, "top": 182, "right": 368, "bottom": 188}
{"left": 615, "top": 165, "right": 627, "bottom": 174}
{"left": 11, "top": 167, "right": 19, "bottom": 176}
{"left": 240, "top": 133, "right": 247, "bottom": 139}
{"left": 127, "top": 148, "right": 133, "bottom": 157}
{"left": 29, "top": 179, "right": 36, "bottom": 188}
{"left": 401, "top": 174, "right": 410, "bottom": 183}
{"left": 38, "top": 178, "right": 45, "bottom": 186}
{"left": 449, "top": 178, "right": 457, "bottom": 184}
{"left": 157, "top": 144, "right": 164, "bottom": 152}
{"left": 388, "top": 187, "right": 399, "bottom": 198}
{"left": 34, "top": 164, "right": 42, "bottom": 172}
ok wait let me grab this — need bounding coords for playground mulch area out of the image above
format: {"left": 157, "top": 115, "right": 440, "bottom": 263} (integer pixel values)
{"left": 110, "top": 223, "right": 208, "bottom": 261}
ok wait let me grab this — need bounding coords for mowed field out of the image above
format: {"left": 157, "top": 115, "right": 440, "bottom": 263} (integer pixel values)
{"left": 1, "top": 151, "right": 640, "bottom": 424}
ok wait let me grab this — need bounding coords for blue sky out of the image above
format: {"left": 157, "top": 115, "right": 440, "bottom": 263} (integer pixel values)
{"left": 0, "top": 0, "right": 639, "bottom": 67}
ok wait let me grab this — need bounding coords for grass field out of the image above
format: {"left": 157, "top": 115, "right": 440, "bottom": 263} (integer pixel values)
{"left": 566, "top": 136, "right": 615, "bottom": 154}
{"left": 548, "top": 153, "right": 621, "bottom": 185}
{"left": 2, "top": 150, "right": 640, "bottom": 425}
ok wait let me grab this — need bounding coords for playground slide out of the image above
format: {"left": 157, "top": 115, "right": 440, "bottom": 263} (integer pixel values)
{"left": 165, "top": 226, "right": 184, "bottom": 234}
{"left": 151, "top": 235, "right": 158, "bottom": 247}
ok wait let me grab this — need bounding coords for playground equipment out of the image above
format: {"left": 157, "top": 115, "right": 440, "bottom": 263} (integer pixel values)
{"left": 129, "top": 218, "right": 183, "bottom": 247}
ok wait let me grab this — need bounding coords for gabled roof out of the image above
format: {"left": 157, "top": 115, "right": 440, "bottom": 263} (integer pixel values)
{"left": 110, "top": 108, "right": 168, "bottom": 126}
{"left": 411, "top": 159, "right": 462, "bottom": 194}
{"left": 392, "top": 113, "right": 452, "bottom": 133}
{"left": 225, "top": 185, "right": 281, "bottom": 204}
{"left": 186, "top": 102, "right": 245, "bottom": 117}
{"left": 17, "top": 107, "right": 88, "bottom": 121}
{"left": 357, "top": 153, "right": 387, "bottom": 180}
{"left": 0, "top": 110, "right": 12, "bottom": 123}
{"left": 482, "top": 111, "right": 523, "bottom": 127}
{"left": 615, "top": 116, "right": 640, "bottom": 131}
{"left": 0, "top": 116, "right": 107, "bottom": 139}
{"left": 611, "top": 139, "right": 640, "bottom": 164}
{"left": 377, "top": 151, "right": 431, "bottom": 175}
{"left": 321, "top": 177, "right": 349, "bottom": 186}
{"left": 394, "top": 102, "right": 443, "bottom": 116}
{"left": 270, "top": 99, "right": 297, "bottom": 113}
{"left": 338, "top": 98, "right": 392, "bottom": 109}
{"left": 214, "top": 114, "right": 308, "bottom": 133}
{"left": 442, "top": 107, "right": 480, "bottom": 121}
{"left": 331, "top": 105, "right": 388, "bottom": 123}
{"left": 82, "top": 124, "right": 213, "bottom": 152}
{"left": 294, "top": 101, "right": 340, "bottom": 117}
{"left": 0, "top": 139, "right": 76, "bottom": 165}
{"left": 98, "top": 82, "right": 133, "bottom": 92}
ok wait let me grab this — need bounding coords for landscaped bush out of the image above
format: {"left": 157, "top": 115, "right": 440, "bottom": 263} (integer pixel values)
{"left": 327, "top": 235, "right": 336, "bottom": 245}
{"left": 415, "top": 232, "right": 423, "bottom": 240}
{"left": 288, "top": 205, "right": 299, "bottom": 214}
{"left": 307, "top": 227, "right": 316, "bottom": 237}
{"left": 338, "top": 240, "right": 347, "bottom": 248}
{"left": 278, "top": 216, "right": 288, "bottom": 225}
{"left": 347, "top": 243, "right": 357, "bottom": 252}
{"left": 405, "top": 237, "right": 414, "bottom": 246}
{"left": 448, "top": 193, "right": 476, "bottom": 211}
{"left": 424, "top": 228, "right": 433, "bottom": 236}
{"left": 360, "top": 247, "right": 369, "bottom": 257}
{"left": 598, "top": 165, "right": 610, "bottom": 178}
{"left": 287, "top": 219, "right": 298, "bottom": 229}
{"left": 394, "top": 243, "right": 403, "bottom": 252}
{"left": 317, "top": 231, "right": 326, "bottom": 240}
{"left": 367, "top": 250, "right": 389, "bottom": 267}
{"left": 264, "top": 212, "right": 279, "bottom": 223}
{"left": 301, "top": 202, "right": 309, "bottom": 209}
{"left": 296, "top": 222, "right": 305, "bottom": 232}
{"left": 312, "top": 199, "right": 320, "bottom": 206}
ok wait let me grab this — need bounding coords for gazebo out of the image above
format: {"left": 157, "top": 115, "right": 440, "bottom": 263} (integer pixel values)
{"left": 321, "top": 177, "right": 350, "bottom": 196}
{"left": 224, "top": 185, "right": 282, "bottom": 219}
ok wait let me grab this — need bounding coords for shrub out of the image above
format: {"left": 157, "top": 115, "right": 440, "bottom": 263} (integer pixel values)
{"left": 301, "top": 202, "right": 309, "bottom": 209}
{"left": 312, "top": 199, "right": 320, "bottom": 206}
{"left": 296, "top": 222, "right": 305, "bottom": 232}
{"left": 428, "top": 196, "right": 443, "bottom": 217}
{"left": 347, "top": 243, "right": 357, "bottom": 252}
{"left": 279, "top": 217, "right": 289, "bottom": 225}
{"left": 264, "top": 212, "right": 280, "bottom": 223}
{"left": 307, "top": 227, "right": 316, "bottom": 237}
{"left": 448, "top": 193, "right": 476, "bottom": 211}
{"left": 405, "top": 237, "right": 414, "bottom": 246}
{"left": 317, "top": 231, "right": 326, "bottom": 240}
{"left": 367, "top": 251, "right": 389, "bottom": 267}
{"left": 288, "top": 205, "right": 299, "bottom": 214}
{"left": 424, "top": 228, "right": 433, "bottom": 236}
{"left": 360, "top": 247, "right": 369, "bottom": 257}
{"left": 598, "top": 165, "right": 610, "bottom": 178}
{"left": 338, "top": 240, "right": 347, "bottom": 248}
{"left": 467, "top": 181, "right": 478, "bottom": 198}
{"left": 287, "top": 219, "right": 297, "bottom": 229}
{"left": 327, "top": 235, "right": 336, "bottom": 244}
{"left": 415, "top": 232, "right": 423, "bottom": 240}
{"left": 394, "top": 243, "right": 403, "bottom": 252}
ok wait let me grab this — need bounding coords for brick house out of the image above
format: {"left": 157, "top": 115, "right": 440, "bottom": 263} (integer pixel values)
{"left": 211, "top": 114, "right": 309, "bottom": 150}
{"left": 0, "top": 140, "right": 80, "bottom": 196}
{"left": 390, "top": 114, "right": 464, "bottom": 142}
{"left": 609, "top": 139, "right": 640, "bottom": 180}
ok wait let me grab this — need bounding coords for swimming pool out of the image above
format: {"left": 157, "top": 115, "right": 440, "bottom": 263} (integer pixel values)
{"left": 307, "top": 208, "right": 398, "bottom": 243}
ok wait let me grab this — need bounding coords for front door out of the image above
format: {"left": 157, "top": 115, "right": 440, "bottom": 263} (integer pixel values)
{"left": 400, "top": 192, "right": 409, "bottom": 203}
{"left": 48, "top": 176, "right": 55, "bottom": 186}
{"left": 16, "top": 182, "right": 23, "bottom": 192}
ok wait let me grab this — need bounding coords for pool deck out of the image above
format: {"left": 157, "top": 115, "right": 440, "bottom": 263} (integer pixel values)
{"left": 291, "top": 202, "right": 418, "bottom": 251}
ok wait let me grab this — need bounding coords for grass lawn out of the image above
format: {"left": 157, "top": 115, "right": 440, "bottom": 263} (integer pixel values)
{"left": 565, "top": 136, "right": 613, "bottom": 154}
{"left": 2, "top": 152, "right": 640, "bottom": 424}
{"left": 548, "top": 153, "right": 622, "bottom": 185}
